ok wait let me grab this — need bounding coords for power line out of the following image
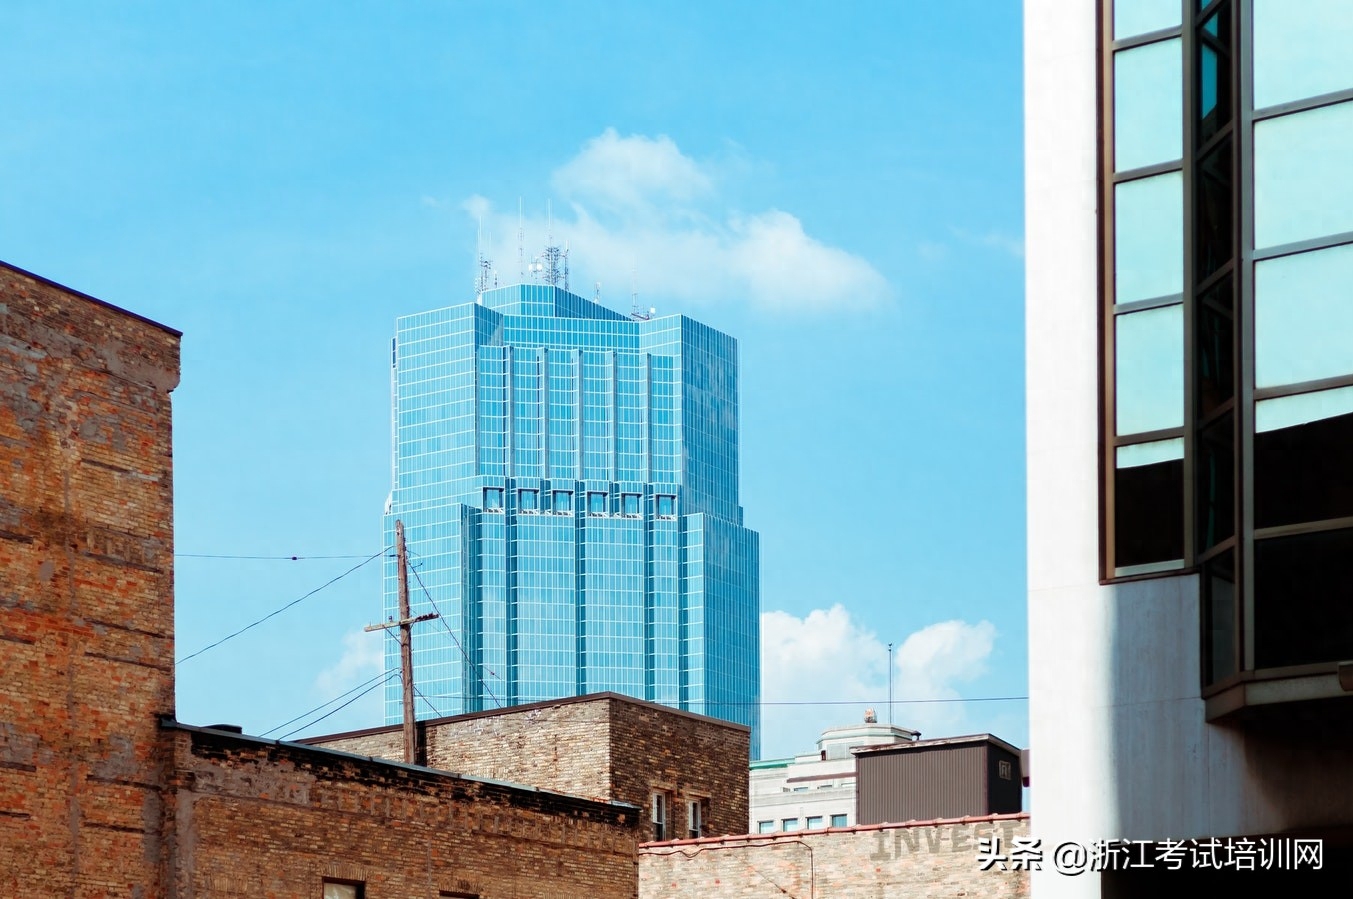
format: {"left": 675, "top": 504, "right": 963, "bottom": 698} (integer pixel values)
{"left": 259, "top": 665, "right": 400, "bottom": 737}
{"left": 413, "top": 685, "right": 444, "bottom": 718}
{"left": 176, "top": 546, "right": 389, "bottom": 666}
{"left": 406, "top": 563, "right": 502, "bottom": 708}
{"left": 280, "top": 670, "right": 399, "bottom": 741}
{"left": 176, "top": 553, "right": 375, "bottom": 561}
{"left": 414, "top": 694, "right": 1028, "bottom": 707}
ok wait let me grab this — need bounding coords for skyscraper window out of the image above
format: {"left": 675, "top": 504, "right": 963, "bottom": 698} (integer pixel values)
{"left": 385, "top": 283, "right": 761, "bottom": 754}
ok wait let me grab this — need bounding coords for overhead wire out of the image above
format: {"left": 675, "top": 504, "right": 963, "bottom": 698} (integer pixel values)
{"left": 176, "top": 553, "right": 376, "bottom": 561}
{"left": 259, "top": 665, "right": 401, "bottom": 737}
{"left": 406, "top": 561, "right": 502, "bottom": 708}
{"left": 176, "top": 545, "right": 389, "bottom": 665}
{"left": 279, "top": 670, "right": 400, "bottom": 741}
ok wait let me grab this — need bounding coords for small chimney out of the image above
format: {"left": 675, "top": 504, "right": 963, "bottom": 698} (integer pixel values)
{"left": 863, "top": 708, "right": 877, "bottom": 724}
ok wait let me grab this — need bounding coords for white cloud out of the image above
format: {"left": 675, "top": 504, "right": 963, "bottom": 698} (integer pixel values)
{"left": 315, "top": 628, "right": 385, "bottom": 697}
{"left": 466, "top": 129, "right": 888, "bottom": 312}
{"left": 759, "top": 605, "right": 998, "bottom": 759}
{"left": 552, "top": 128, "right": 712, "bottom": 212}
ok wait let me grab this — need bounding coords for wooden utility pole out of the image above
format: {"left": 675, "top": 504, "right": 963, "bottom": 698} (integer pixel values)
{"left": 364, "top": 519, "right": 437, "bottom": 764}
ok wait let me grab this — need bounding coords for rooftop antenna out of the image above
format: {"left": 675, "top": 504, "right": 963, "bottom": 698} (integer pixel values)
{"left": 532, "top": 201, "right": 565, "bottom": 287}
{"left": 594, "top": 281, "right": 602, "bottom": 302}
{"left": 475, "top": 216, "right": 493, "bottom": 300}
{"left": 629, "top": 269, "right": 652, "bottom": 320}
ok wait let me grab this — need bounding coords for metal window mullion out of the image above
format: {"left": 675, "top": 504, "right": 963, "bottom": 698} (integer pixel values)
{"left": 1100, "top": 0, "right": 1118, "bottom": 578}
{"left": 1182, "top": 0, "right": 1197, "bottom": 568}
{"left": 1237, "top": 0, "right": 1257, "bottom": 673}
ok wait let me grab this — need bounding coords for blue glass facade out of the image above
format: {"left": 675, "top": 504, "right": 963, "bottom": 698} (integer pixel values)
{"left": 384, "top": 284, "right": 760, "bottom": 754}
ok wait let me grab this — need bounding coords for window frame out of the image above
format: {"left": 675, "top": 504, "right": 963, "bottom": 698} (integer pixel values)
{"left": 322, "top": 880, "right": 365, "bottom": 899}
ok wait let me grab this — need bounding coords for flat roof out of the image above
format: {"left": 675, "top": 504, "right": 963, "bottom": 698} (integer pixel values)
{"left": 851, "top": 733, "right": 1023, "bottom": 757}
{"left": 165, "top": 718, "right": 639, "bottom": 815}
{"left": 2, "top": 260, "right": 182, "bottom": 338}
{"left": 301, "top": 691, "right": 750, "bottom": 745}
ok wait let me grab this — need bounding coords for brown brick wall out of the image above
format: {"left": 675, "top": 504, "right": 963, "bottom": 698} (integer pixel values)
{"left": 639, "top": 815, "right": 1032, "bottom": 899}
{"left": 608, "top": 698, "right": 749, "bottom": 840}
{"left": 311, "top": 694, "right": 750, "bottom": 843}
{"left": 0, "top": 264, "right": 181, "bottom": 898}
{"left": 173, "top": 728, "right": 642, "bottom": 899}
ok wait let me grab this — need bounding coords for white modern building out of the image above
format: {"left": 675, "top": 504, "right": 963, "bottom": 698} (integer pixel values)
{"left": 1027, "top": 0, "right": 1353, "bottom": 892}
{"left": 749, "top": 714, "right": 916, "bottom": 833}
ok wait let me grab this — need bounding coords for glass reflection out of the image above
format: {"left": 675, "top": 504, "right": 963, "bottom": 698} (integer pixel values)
{"left": 1254, "top": 0, "right": 1353, "bottom": 109}
{"left": 1254, "top": 100, "right": 1353, "bottom": 250}
{"left": 1115, "top": 39, "right": 1183, "bottom": 172}
{"left": 1256, "top": 243, "right": 1353, "bottom": 388}
{"left": 1116, "top": 304, "right": 1184, "bottom": 435}
{"left": 1115, "top": 172, "right": 1184, "bottom": 303}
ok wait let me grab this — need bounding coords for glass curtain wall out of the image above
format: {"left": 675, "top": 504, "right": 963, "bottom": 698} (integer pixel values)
{"left": 1103, "top": 0, "right": 1353, "bottom": 688}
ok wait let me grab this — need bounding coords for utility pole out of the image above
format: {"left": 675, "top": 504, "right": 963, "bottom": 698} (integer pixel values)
{"left": 888, "top": 642, "right": 893, "bottom": 726}
{"left": 365, "top": 519, "right": 437, "bottom": 764}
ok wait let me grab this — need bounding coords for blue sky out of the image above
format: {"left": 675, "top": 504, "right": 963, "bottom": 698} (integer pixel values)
{"left": 3, "top": 1, "right": 1026, "bottom": 757}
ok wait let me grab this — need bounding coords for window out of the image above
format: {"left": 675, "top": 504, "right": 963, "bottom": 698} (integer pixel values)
{"left": 552, "top": 489, "right": 573, "bottom": 513}
{"left": 805, "top": 815, "right": 823, "bottom": 829}
{"left": 518, "top": 488, "right": 538, "bottom": 512}
{"left": 757, "top": 820, "right": 775, "bottom": 834}
{"left": 587, "top": 491, "right": 607, "bottom": 515}
{"left": 483, "top": 487, "right": 503, "bottom": 511}
{"left": 651, "top": 791, "right": 668, "bottom": 841}
{"left": 656, "top": 494, "right": 676, "bottom": 518}
{"left": 781, "top": 818, "right": 801, "bottom": 832}
{"left": 831, "top": 814, "right": 848, "bottom": 828}
{"left": 324, "top": 882, "right": 363, "bottom": 899}
{"left": 622, "top": 493, "right": 641, "bottom": 516}
{"left": 686, "top": 798, "right": 705, "bottom": 838}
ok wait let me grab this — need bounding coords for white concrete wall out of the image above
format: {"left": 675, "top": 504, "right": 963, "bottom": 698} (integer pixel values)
{"left": 1025, "top": 3, "right": 1353, "bottom": 896}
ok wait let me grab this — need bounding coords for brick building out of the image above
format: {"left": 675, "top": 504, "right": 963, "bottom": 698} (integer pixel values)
{"left": 639, "top": 813, "right": 1031, "bottom": 899}
{"left": 0, "top": 261, "right": 658, "bottom": 898}
{"left": 306, "top": 691, "right": 751, "bottom": 842}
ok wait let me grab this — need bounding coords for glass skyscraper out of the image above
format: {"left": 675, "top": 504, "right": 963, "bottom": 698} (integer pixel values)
{"left": 383, "top": 283, "right": 760, "bottom": 755}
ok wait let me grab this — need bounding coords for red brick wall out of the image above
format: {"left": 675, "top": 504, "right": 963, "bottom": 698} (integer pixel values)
{"left": 639, "top": 815, "right": 1032, "bottom": 899}
{"left": 172, "top": 728, "right": 642, "bottom": 899}
{"left": 0, "top": 264, "right": 181, "bottom": 898}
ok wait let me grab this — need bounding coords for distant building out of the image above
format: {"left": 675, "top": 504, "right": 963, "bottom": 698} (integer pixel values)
{"left": 640, "top": 813, "right": 1031, "bottom": 899}
{"left": 853, "top": 733, "right": 1022, "bottom": 825}
{"left": 386, "top": 281, "right": 761, "bottom": 754}
{"left": 306, "top": 690, "right": 751, "bottom": 842}
{"left": 749, "top": 714, "right": 917, "bottom": 833}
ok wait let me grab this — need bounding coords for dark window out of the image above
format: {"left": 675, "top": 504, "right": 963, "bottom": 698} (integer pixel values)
{"left": 1114, "top": 452, "right": 1185, "bottom": 569}
{"left": 1196, "top": 279, "right": 1235, "bottom": 418}
{"left": 519, "top": 489, "right": 538, "bottom": 512}
{"left": 324, "top": 882, "right": 364, "bottom": 899}
{"left": 1196, "top": 412, "right": 1235, "bottom": 551}
{"left": 623, "top": 493, "right": 641, "bottom": 516}
{"left": 656, "top": 494, "right": 676, "bottom": 518}
{"left": 1202, "top": 549, "right": 1237, "bottom": 685}
{"left": 1254, "top": 528, "right": 1353, "bottom": 669}
{"left": 552, "top": 489, "right": 573, "bottom": 513}
{"left": 651, "top": 791, "right": 668, "bottom": 841}
{"left": 1255, "top": 407, "right": 1353, "bottom": 529}
{"left": 483, "top": 487, "right": 503, "bottom": 511}
{"left": 1194, "top": 136, "right": 1234, "bottom": 282}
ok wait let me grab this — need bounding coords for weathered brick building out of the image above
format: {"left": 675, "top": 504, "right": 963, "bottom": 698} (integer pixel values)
{"left": 0, "top": 262, "right": 652, "bottom": 898}
{"left": 305, "top": 691, "right": 751, "bottom": 842}
{"left": 1, "top": 262, "right": 182, "bottom": 897}
{"left": 639, "top": 813, "right": 1032, "bottom": 899}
